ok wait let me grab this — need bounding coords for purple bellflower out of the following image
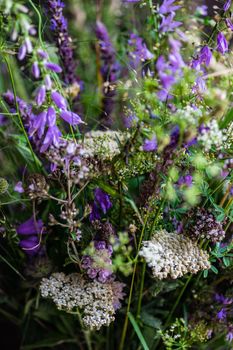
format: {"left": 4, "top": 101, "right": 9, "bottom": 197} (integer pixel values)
{"left": 143, "top": 136, "right": 158, "bottom": 151}
{"left": 217, "top": 32, "right": 228, "bottom": 54}
{"left": 223, "top": 0, "right": 231, "bottom": 12}
{"left": 17, "top": 217, "right": 45, "bottom": 256}
{"left": 159, "top": 0, "right": 181, "bottom": 15}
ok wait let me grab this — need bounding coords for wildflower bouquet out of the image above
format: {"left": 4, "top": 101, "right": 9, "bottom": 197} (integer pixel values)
{"left": 0, "top": 0, "right": 233, "bottom": 349}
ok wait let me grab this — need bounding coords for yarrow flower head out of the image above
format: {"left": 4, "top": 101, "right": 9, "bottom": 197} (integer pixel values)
{"left": 139, "top": 230, "right": 210, "bottom": 279}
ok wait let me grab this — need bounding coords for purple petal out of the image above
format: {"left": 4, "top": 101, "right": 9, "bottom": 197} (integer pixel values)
{"left": 51, "top": 91, "right": 67, "bottom": 110}
{"left": 35, "top": 85, "right": 46, "bottom": 106}
{"left": 32, "top": 61, "right": 40, "bottom": 79}
{"left": 47, "top": 107, "right": 56, "bottom": 127}
{"left": 60, "top": 110, "right": 83, "bottom": 125}
{"left": 45, "top": 62, "right": 62, "bottom": 73}
{"left": 14, "top": 181, "right": 24, "bottom": 193}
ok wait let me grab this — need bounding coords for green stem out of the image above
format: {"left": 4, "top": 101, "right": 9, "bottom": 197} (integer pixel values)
{"left": 76, "top": 311, "right": 92, "bottom": 350}
{"left": 119, "top": 212, "right": 150, "bottom": 350}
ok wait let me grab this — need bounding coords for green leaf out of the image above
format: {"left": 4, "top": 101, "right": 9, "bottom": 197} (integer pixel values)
{"left": 211, "top": 265, "right": 218, "bottom": 274}
{"left": 141, "top": 311, "right": 161, "bottom": 329}
{"left": 223, "top": 257, "right": 230, "bottom": 267}
{"left": 128, "top": 312, "right": 149, "bottom": 350}
{"left": 203, "top": 269, "right": 208, "bottom": 278}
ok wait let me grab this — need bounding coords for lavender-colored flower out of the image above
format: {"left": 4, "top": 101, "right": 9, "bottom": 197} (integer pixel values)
{"left": 94, "top": 188, "right": 112, "bottom": 214}
{"left": 90, "top": 202, "right": 101, "bottom": 222}
{"left": 46, "top": 0, "right": 82, "bottom": 89}
{"left": 45, "top": 62, "right": 62, "bottom": 73}
{"left": 143, "top": 136, "right": 157, "bottom": 151}
{"left": 35, "top": 85, "right": 46, "bottom": 106}
{"left": 226, "top": 331, "right": 233, "bottom": 342}
{"left": 159, "top": 0, "right": 181, "bottom": 15}
{"left": 159, "top": 13, "right": 182, "bottom": 33}
{"left": 217, "top": 308, "right": 227, "bottom": 320}
{"left": 14, "top": 181, "right": 24, "bottom": 193}
{"left": 178, "top": 175, "right": 193, "bottom": 187}
{"left": 226, "top": 18, "right": 233, "bottom": 30}
{"left": 19, "top": 236, "right": 40, "bottom": 256}
{"left": 60, "top": 110, "right": 83, "bottom": 125}
{"left": 37, "top": 49, "right": 48, "bottom": 59}
{"left": 223, "top": 0, "right": 231, "bottom": 12}
{"left": 47, "top": 107, "right": 56, "bottom": 127}
{"left": 29, "top": 111, "right": 47, "bottom": 138}
{"left": 45, "top": 75, "right": 52, "bottom": 90}
{"left": 40, "top": 125, "right": 61, "bottom": 152}
{"left": 17, "top": 217, "right": 44, "bottom": 235}
{"left": 32, "top": 61, "right": 40, "bottom": 79}
{"left": 128, "top": 33, "right": 154, "bottom": 68}
{"left": 199, "top": 45, "right": 212, "bottom": 66}
{"left": 25, "top": 37, "right": 33, "bottom": 54}
{"left": 217, "top": 32, "right": 228, "bottom": 54}
{"left": 51, "top": 91, "right": 67, "bottom": 110}
{"left": 196, "top": 5, "right": 208, "bottom": 16}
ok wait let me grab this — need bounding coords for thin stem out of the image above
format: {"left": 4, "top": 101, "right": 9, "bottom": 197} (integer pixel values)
{"left": 76, "top": 310, "right": 92, "bottom": 350}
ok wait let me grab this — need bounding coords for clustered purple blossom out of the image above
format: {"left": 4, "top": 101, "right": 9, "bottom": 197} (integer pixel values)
{"left": 95, "top": 21, "right": 120, "bottom": 127}
{"left": 90, "top": 188, "right": 112, "bottom": 222}
{"left": 143, "top": 135, "right": 157, "bottom": 152}
{"left": 128, "top": 33, "right": 154, "bottom": 69}
{"left": 81, "top": 240, "right": 113, "bottom": 283}
{"left": 17, "top": 217, "right": 45, "bottom": 256}
{"left": 158, "top": 0, "right": 182, "bottom": 33}
{"left": 46, "top": 0, "right": 82, "bottom": 89}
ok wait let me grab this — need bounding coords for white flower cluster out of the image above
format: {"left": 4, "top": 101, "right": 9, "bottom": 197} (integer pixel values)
{"left": 40, "top": 272, "right": 116, "bottom": 330}
{"left": 81, "top": 130, "right": 129, "bottom": 160}
{"left": 223, "top": 122, "right": 233, "bottom": 150}
{"left": 174, "top": 106, "right": 203, "bottom": 126}
{"left": 197, "top": 120, "right": 227, "bottom": 152}
{"left": 139, "top": 230, "right": 210, "bottom": 279}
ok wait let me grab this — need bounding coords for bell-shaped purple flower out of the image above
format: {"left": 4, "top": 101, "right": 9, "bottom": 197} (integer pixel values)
{"left": 29, "top": 111, "right": 47, "bottom": 138}
{"left": 51, "top": 91, "right": 67, "bottom": 110}
{"left": 143, "top": 136, "right": 157, "bottom": 151}
{"left": 40, "top": 125, "right": 61, "bottom": 152}
{"left": 25, "top": 37, "right": 33, "bottom": 53}
{"left": 159, "top": 13, "right": 182, "bottom": 33}
{"left": 37, "top": 49, "right": 48, "bottom": 59}
{"left": 45, "top": 75, "right": 52, "bottom": 90}
{"left": 35, "top": 85, "right": 46, "bottom": 106}
{"left": 19, "top": 236, "right": 40, "bottom": 256}
{"left": 32, "top": 61, "right": 40, "bottom": 79}
{"left": 45, "top": 62, "right": 62, "bottom": 73}
{"left": 47, "top": 106, "right": 56, "bottom": 127}
{"left": 14, "top": 181, "right": 24, "bottom": 193}
{"left": 60, "top": 110, "right": 83, "bottom": 125}
{"left": 217, "top": 32, "right": 228, "bottom": 54}
{"left": 199, "top": 45, "right": 212, "bottom": 66}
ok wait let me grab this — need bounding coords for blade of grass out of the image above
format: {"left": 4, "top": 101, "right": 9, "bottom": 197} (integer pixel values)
{"left": 128, "top": 312, "right": 149, "bottom": 350}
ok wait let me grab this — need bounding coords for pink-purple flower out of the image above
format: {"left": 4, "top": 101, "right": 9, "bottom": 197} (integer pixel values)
{"left": 217, "top": 32, "right": 228, "bottom": 54}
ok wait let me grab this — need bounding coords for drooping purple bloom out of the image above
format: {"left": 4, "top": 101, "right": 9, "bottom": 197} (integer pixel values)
{"left": 35, "top": 85, "right": 46, "bottom": 106}
{"left": 226, "top": 331, "right": 233, "bottom": 342}
{"left": 37, "top": 49, "right": 48, "bottom": 59}
{"left": 223, "top": 0, "right": 231, "bottom": 12}
{"left": 29, "top": 111, "right": 47, "bottom": 138}
{"left": 94, "top": 188, "right": 112, "bottom": 214}
{"left": 17, "top": 216, "right": 45, "bottom": 256}
{"left": 45, "top": 62, "right": 62, "bottom": 73}
{"left": 200, "top": 46, "right": 212, "bottom": 66}
{"left": 40, "top": 125, "right": 61, "bottom": 152}
{"left": 47, "top": 107, "right": 56, "bottom": 127}
{"left": 159, "top": 0, "right": 181, "bottom": 15}
{"left": 226, "top": 18, "right": 233, "bottom": 30}
{"left": 60, "top": 110, "right": 83, "bottom": 125}
{"left": 14, "top": 181, "right": 24, "bottom": 193}
{"left": 25, "top": 37, "right": 33, "bottom": 54}
{"left": 143, "top": 136, "right": 158, "bottom": 151}
{"left": 90, "top": 202, "right": 101, "bottom": 222}
{"left": 32, "top": 61, "right": 40, "bottom": 79}
{"left": 51, "top": 91, "right": 67, "bottom": 110}
{"left": 19, "top": 236, "right": 40, "bottom": 256}
{"left": 217, "top": 32, "right": 228, "bottom": 54}
{"left": 45, "top": 75, "right": 52, "bottom": 90}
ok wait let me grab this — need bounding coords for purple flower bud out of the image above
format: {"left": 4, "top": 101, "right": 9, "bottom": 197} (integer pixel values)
{"left": 37, "top": 49, "right": 48, "bottom": 59}
{"left": 199, "top": 45, "right": 212, "bottom": 66}
{"left": 143, "top": 136, "right": 157, "bottom": 151}
{"left": 18, "top": 44, "right": 27, "bottom": 61}
{"left": 29, "top": 26, "right": 37, "bottom": 36}
{"left": 226, "top": 18, "right": 233, "bottom": 30}
{"left": 47, "top": 107, "right": 56, "bottom": 127}
{"left": 159, "top": 0, "right": 181, "bottom": 15}
{"left": 51, "top": 91, "right": 67, "bottom": 109}
{"left": 35, "top": 85, "right": 46, "bottom": 106}
{"left": 19, "top": 236, "right": 40, "bottom": 256}
{"left": 60, "top": 110, "right": 83, "bottom": 125}
{"left": 217, "top": 32, "right": 228, "bottom": 54}
{"left": 25, "top": 37, "right": 33, "bottom": 53}
{"left": 217, "top": 308, "right": 227, "bottom": 320}
{"left": 40, "top": 125, "right": 61, "bottom": 152}
{"left": 45, "top": 62, "right": 62, "bottom": 73}
{"left": 226, "top": 331, "right": 233, "bottom": 342}
{"left": 14, "top": 181, "right": 24, "bottom": 193}
{"left": 94, "top": 188, "right": 112, "bottom": 214}
{"left": 44, "top": 75, "right": 52, "bottom": 90}
{"left": 223, "top": 0, "right": 231, "bottom": 12}
{"left": 32, "top": 61, "right": 40, "bottom": 79}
